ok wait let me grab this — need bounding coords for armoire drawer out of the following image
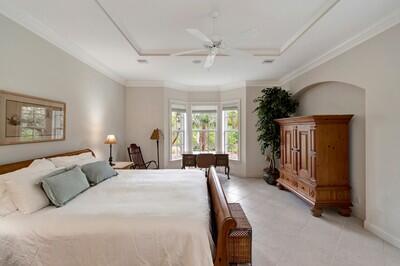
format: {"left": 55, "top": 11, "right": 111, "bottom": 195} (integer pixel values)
{"left": 298, "top": 181, "right": 309, "bottom": 195}
{"left": 298, "top": 181, "right": 316, "bottom": 200}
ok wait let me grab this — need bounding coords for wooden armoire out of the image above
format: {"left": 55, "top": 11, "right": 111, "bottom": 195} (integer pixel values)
{"left": 275, "top": 115, "right": 353, "bottom": 217}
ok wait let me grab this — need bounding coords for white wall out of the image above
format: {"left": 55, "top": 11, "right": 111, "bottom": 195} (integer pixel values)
{"left": 125, "top": 87, "right": 164, "bottom": 167}
{"left": 295, "top": 82, "right": 366, "bottom": 219}
{"left": 0, "top": 14, "right": 126, "bottom": 163}
{"left": 283, "top": 23, "right": 400, "bottom": 248}
{"left": 245, "top": 86, "right": 268, "bottom": 178}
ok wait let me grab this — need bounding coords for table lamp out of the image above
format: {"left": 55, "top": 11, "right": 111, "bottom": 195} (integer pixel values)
{"left": 150, "top": 128, "right": 161, "bottom": 169}
{"left": 104, "top": 134, "right": 117, "bottom": 166}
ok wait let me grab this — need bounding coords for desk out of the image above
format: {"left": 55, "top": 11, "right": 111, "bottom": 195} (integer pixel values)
{"left": 182, "top": 153, "right": 230, "bottom": 179}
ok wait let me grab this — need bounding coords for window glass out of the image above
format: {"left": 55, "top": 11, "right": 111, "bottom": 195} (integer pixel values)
{"left": 223, "top": 106, "right": 240, "bottom": 160}
{"left": 170, "top": 106, "right": 186, "bottom": 160}
{"left": 192, "top": 107, "right": 217, "bottom": 153}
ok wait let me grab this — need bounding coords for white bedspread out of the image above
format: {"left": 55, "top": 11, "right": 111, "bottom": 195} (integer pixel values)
{"left": 0, "top": 169, "right": 214, "bottom": 266}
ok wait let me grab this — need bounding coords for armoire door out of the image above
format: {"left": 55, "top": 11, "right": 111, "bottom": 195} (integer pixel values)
{"left": 297, "top": 125, "right": 311, "bottom": 181}
{"left": 282, "top": 126, "right": 293, "bottom": 172}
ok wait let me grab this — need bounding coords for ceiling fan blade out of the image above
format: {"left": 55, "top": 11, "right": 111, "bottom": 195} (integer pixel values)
{"left": 171, "top": 49, "right": 208, "bottom": 56}
{"left": 220, "top": 48, "right": 253, "bottom": 57}
{"left": 204, "top": 53, "right": 216, "bottom": 69}
{"left": 186, "top": 28, "right": 213, "bottom": 44}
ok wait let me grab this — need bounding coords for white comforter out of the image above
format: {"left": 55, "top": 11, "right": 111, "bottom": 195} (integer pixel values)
{"left": 0, "top": 169, "right": 214, "bottom": 266}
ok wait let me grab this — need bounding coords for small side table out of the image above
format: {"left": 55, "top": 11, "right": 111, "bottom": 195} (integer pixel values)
{"left": 112, "top": 161, "right": 134, "bottom": 170}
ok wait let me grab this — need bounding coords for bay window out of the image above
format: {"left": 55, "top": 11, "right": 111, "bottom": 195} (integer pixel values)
{"left": 169, "top": 101, "right": 240, "bottom": 161}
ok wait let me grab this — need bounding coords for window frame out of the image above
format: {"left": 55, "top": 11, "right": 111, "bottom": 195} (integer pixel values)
{"left": 222, "top": 101, "right": 241, "bottom": 161}
{"left": 191, "top": 105, "right": 218, "bottom": 154}
{"left": 168, "top": 100, "right": 240, "bottom": 161}
{"left": 169, "top": 101, "right": 187, "bottom": 161}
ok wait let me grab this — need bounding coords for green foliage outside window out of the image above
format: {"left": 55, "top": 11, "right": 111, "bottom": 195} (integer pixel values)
{"left": 192, "top": 112, "right": 216, "bottom": 152}
{"left": 223, "top": 109, "right": 239, "bottom": 160}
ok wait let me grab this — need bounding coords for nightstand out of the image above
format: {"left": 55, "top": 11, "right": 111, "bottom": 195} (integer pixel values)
{"left": 112, "top": 161, "right": 134, "bottom": 170}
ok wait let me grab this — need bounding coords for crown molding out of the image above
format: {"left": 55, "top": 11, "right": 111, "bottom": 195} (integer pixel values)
{"left": 125, "top": 80, "right": 222, "bottom": 91}
{"left": 219, "top": 81, "right": 246, "bottom": 91}
{"left": 279, "top": 8, "right": 400, "bottom": 84}
{"left": 0, "top": 1, "right": 126, "bottom": 85}
{"left": 125, "top": 79, "right": 282, "bottom": 91}
{"left": 246, "top": 80, "right": 282, "bottom": 87}
{"left": 125, "top": 80, "right": 165, "bottom": 88}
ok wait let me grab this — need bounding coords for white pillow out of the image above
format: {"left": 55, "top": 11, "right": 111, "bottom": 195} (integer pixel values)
{"left": 0, "top": 185, "right": 17, "bottom": 216}
{"left": 0, "top": 170, "right": 19, "bottom": 216}
{"left": 29, "top": 158, "right": 56, "bottom": 170}
{"left": 78, "top": 152, "right": 95, "bottom": 159}
{"left": 0, "top": 158, "right": 56, "bottom": 216}
{"left": 6, "top": 167, "right": 62, "bottom": 214}
{"left": 50, "top": 152, "right": 97, "bottom": 168}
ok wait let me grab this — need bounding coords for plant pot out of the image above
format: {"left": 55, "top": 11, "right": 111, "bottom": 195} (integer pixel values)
{"left": 263, "top": 168, "right": 279, "bottom": 185}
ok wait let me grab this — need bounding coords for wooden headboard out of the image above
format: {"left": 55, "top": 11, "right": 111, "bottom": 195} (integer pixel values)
{"left": 0, "top": 149, "right": 95, "bottom": 175}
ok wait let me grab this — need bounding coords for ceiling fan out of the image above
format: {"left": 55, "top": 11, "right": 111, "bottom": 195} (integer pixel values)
{"left": 172, "top": 12, "right": 257, "bottom": 69}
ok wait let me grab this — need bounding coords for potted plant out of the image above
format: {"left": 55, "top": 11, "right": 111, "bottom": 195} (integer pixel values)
{"left": 254, "top": 87, "right": 298, "bottom": 185}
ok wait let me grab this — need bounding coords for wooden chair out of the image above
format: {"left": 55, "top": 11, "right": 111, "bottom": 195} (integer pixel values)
{"left": 127, "top": 144, "right": 158, "bottom": 169}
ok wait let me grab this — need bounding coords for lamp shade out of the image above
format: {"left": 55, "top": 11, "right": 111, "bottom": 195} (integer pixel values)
{"left": 150, "top": 128, "right": 161, "bottom": 140}
{"left": 104, "top": 134, "right": 117, "bottom": 144}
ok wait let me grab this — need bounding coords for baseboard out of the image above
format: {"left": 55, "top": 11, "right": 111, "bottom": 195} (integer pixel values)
{"left": 364, "top": 220, "right": 400, "bottom": 248}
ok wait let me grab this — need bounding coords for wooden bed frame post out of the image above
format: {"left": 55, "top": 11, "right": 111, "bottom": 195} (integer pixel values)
{"left": 207, "top": 167, "right": 236, "bottom": 266}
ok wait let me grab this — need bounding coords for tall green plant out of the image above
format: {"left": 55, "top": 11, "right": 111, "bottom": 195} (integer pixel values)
{"left": 254, "top": 87, "right": 298, "bottom": 170}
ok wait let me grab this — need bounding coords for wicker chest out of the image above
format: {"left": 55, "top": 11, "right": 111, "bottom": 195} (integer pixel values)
{"left": 228, "top": 203, "right": 252, "bottom": 264}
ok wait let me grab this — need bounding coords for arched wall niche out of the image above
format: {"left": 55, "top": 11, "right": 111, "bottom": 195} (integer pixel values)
{"left": 293, "top": 81, "right": 366, "bottom": 219}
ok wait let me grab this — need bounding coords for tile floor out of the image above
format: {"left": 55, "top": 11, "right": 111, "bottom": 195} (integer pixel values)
{"left": 219, "top": 175, "right": 400, "bottom": 266}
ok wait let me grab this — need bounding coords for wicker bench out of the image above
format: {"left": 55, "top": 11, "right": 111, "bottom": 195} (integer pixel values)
{"left": 228, "top": 203, "right": 252, "bottom": 265}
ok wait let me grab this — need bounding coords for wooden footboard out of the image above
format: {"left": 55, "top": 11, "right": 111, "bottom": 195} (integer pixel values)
{"left": 207, "top": 166, "right": 236, "bottom": 266}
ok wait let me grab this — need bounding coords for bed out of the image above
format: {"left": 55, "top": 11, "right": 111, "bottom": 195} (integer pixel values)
{"left": 0, "top": 149, "right": 236, "bottom": 266}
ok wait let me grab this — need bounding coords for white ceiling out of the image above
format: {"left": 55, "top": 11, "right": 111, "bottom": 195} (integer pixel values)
{"left": 1, "top": 0, "right": 400, "bottom": 88}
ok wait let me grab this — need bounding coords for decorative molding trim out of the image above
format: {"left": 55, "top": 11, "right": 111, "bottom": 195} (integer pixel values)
{"left": 126, "top": 80, "right": 221, "bottom": 91}
{"left": 95, "top": 0, "right": 338, "bottom": 57}
{"left": 280, "top": 0, "right": 340, "bottom": 53}
{"left": 364, "top": 220, "right": 400, "bottom": 249}
{"left": 279, "top": 8, "right": 400, "bottom": 84}
{"left": 219, "top": 81, "right": 246, "bottom": 91}
{"left": 125, "top": 80, "right": 165, "bottom": 88}
{"left": 125, "top": 79, "right": 281, "bottom": 91}
{"left": 0, "top": 1, "right": 125, "bottom": 85}
{"left": 246, "top": 80, "right": 282, "bottom": 88}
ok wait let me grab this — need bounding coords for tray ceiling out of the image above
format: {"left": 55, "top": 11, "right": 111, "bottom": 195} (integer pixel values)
{"left": 0, "top": 0, "right": 399, "bottom": 87}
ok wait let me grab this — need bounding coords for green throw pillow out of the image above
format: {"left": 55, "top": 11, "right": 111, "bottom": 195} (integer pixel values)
{"left": 81, "top": 160, "right": 118, "bottom": 185}
{"left": 41, "top": 165, "right": 90, "bottom": 207}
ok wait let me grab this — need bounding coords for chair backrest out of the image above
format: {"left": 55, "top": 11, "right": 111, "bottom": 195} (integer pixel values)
{"left": 127, "top": 144, "right": 146, "bottom": 169}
